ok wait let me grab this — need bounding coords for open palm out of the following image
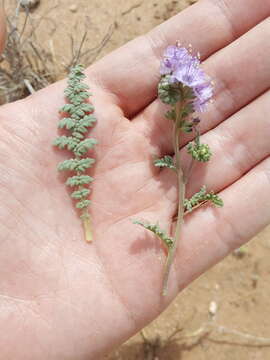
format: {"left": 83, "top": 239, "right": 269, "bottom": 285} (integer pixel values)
{"left": 0, "top": 1, "right": 269, "bottom": 359}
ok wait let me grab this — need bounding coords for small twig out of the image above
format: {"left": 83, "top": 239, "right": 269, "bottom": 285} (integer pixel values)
{"left": 29, "top": 42, "right": 51, "bottom": 75}
{"left": 72, "top": 30, "right": 88, "bottom": 68}
{"left": 140, "top": 329, "right": 149, "bottom": 343}
{"left": 121, "top": 2, "right": 143, "bottom": 16}
{"left": 84, "top": 23, "right": 115, "bottom": 63}
{"left": 15, "top": 0, "right": 22, "bottom": 18}
{"left": 23, "top": 79, "right": 35, "bottom": 94}
{"left": 209, "top": 326, "right": 270, "bottom": 347}
{"left": 18, "top": 7, "right": 29, "bottom": 41}
{"left": 22, "top": 3, "right": 59, "bottom": 45}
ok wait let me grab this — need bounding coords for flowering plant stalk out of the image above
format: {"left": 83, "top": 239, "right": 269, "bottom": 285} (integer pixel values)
{"left": 53, "top": 65, "right": 97, "bottom": 242}
{"left": 134, "top": 44, "right": 223, "bottom": 296}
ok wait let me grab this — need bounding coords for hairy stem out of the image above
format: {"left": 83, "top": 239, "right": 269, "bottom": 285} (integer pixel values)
{"left": 184, "top": 157, "right": 194, "bottom": 185}
{"left": 162, "top": 102, "right": 186, "bottom": 296}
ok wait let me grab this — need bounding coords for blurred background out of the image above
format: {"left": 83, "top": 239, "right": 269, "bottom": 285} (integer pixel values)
{"left": 2, "top": 1, "right": 270, "bottom": 359}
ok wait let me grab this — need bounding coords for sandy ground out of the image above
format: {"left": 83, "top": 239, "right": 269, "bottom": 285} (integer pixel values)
{"left": 5, "top": 1, "right": 270, "bottom": 359}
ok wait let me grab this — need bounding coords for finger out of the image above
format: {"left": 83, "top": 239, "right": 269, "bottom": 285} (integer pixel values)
{"left": 172, "top": 156, "right": 270, "bottom": 295}
{"left": 91, "top": 150, "right": 270, "bottom": 354}
{"left": 183, "top": 91, "right": 270, "bottom": 198}
{"left": 88, "top": 0, "right": 270, "bottom": 117}
{"left": 157, "top": 91, "right": 270, "bottom": 203}
{"left": 153, "top": 89, "right": 270, "bottom": 228}
{"left": 133, "top": 18, "right": 270, "bottom": 155}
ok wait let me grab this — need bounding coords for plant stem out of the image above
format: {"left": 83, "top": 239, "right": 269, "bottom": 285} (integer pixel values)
{"left": 184, "top": 157, "right": 194, "bottom": 185}
{"left": 173, "top": 200, "right": 209, "bottom": 221}
{"left": 77, "top": 175, "right": 93, "bottom": 242}
{"left": 82, "top": 212, "right": 92, "bottom": 242}
{"left": 162, "top": 102, "right": 186, "bottom": 296}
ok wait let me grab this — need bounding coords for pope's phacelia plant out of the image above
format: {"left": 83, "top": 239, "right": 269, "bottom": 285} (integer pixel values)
{"left": 134, "top": 44, "right": 223, "bottom": 296}
{"left": 53, "top": 65, "right": 97, "bottom": 242}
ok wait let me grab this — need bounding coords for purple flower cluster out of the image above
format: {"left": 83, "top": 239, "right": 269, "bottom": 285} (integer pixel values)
{"left": 160, "top": 45, "right": 213, "bottom": 112}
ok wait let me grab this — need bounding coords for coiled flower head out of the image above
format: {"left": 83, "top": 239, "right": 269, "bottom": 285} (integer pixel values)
{"left": 159, "top": 44, "right": 213, "bottom": 112}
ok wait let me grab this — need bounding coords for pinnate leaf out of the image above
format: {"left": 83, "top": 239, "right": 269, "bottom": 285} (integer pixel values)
{"left": 76, "top": 200, "right": 91, "bottom": 209}
{"left": 133, "top": 220, "right": 173, "bottom": 248}
{"left": 154, "top": 155, "right": 176, "bottom": 171}
{"left": 58, "top": 117, "right": 76, "bottom": 130}
{"left": 184, "top": 186, "right": 223, "bottom": 213}
{"left": 80, "top": 103, "right": 94, "bottom": 113}
{"left": 58, "top": 158, "right": 95, "bottom": 172}
{"left": 74, "top": 138, "right": 98, "bottom": 156}
{"left": 66, "top": 175, "right": 93, "bottom": 187}
{"left": 71, "top": 188, "right": 90, "bottom": 199}
{"left": 53, "top": 136, "right": 70, "bottom": 149}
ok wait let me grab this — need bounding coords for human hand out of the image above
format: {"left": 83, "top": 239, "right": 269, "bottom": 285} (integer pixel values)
{"left": 0, "top": 0, "right": 269, "bottom": 358}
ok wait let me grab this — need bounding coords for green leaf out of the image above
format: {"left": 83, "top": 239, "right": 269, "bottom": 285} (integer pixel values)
{"left": 66, "top": 82, "right": 90, "bottom": 93}
{"left": 80, "top": 103, "right": 94, "bottom": 113}
{"left": 182, "top": 103, "right": 194, "bottom": 117}
{"left": 57, "top": 158, "right": 95, "bottom": 172}
{"left": 158, "top": 75, "right": 182, "bottom": 105}
{"left": 184, "top": 186, "right": 224, "bottom": 213}
{"left": 75, "top": 158, "right": 95, "bottom": 171}
{"left": 76, "top": 199, "right": 91, "bottom": 209}
{"left": 154, "top": 155, "right": 176, "bottom": 171}
{"left": 53, "top": 135, "right": 72, "bottom": 149}
{"left": 60, "top": 104, "right": 92, "bottom": 117}
{"left": 133, "top": 220, "right": 173, "bottom": 249}
{"left": 184, "top": 186, "right": 207, "bottom": 212}
{"left": 73, "top": 107, "right": 85, "bottom": 117}
{"left": 74, "top": 83, "right": 90, "bottom": 91}
{"left": 53, "top": 135, "right": 80, "bottom": 152}
{"left": 71, "top": 188, "right": 90, "bottom": 199}
{"left": 76, "top": 115, "right": 96, "bottom": 133}
{"left": 60, "top": 104, "right": 74, "bottom": 114}
{"left": 58, "top": 159, "right": 77, "bottom": 171}
{"left": 64, "top": 88, "right": 73, "bottom": 96}
{"left": 72, "top": 132, "right": 84, "bottom": 139}
{"left": 207, "top": 194, "right": 224, "bottom": 207}
{"left": 66, "top": 175, "right": 94, "bottom": 187}
{"left": 58, "top": 117, "right": 76, "bottom": 130}
{"left": 79, "top": 92, "right": 90, "bottom": 99}
{"left": 56, "top": 65, "right": 97, "bottom": 216}
{"left": 68, "top": 92, "right": 90, "bottom": 105}
{"left": 67, "top": 137, "right": 80, "bottom": 151}
{"left": 74, "top": 138, "right": 98, "bottom": 156}
{"left": 180, "top": 120, "right": 193, "bottom": 133}
{"left": 165, "top": 109, "right": 176, "bottom": 121}
{"left": 182, "top": 86, "right": 196, "bottom": 99}
{"left": 70, "top": 64, "right": 85, "bottom": 75}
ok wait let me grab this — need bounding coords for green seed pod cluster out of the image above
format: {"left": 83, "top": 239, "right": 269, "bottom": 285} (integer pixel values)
{"left": 53, "top": 65, "right": 97, "bottom": 240}
{"left": 187, "top": 142, "right": 212, "bottom": 162}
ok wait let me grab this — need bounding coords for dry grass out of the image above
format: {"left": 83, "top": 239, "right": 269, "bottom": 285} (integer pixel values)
{"left": 0, "top": 2, "right": 57, "bottom": 103}
{"left": 0, "top": 1, "right": 115, "bottom": 104}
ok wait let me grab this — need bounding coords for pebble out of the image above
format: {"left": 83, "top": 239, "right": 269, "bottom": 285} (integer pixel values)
{"left": 209, "top": 301, "right": 218, "bottom": 317}
{"left": 20, "top": 0, "right": 40, "bottom": 9}
{"left": 69, "top": 4, "right": 78, "bottom": 13}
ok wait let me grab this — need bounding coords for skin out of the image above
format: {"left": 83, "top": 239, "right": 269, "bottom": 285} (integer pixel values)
{"left": 0, "top": 5, "right": 6, "bottom": 54}
{"left": 0, "top": 0, "right": 269, "bottom": 358}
